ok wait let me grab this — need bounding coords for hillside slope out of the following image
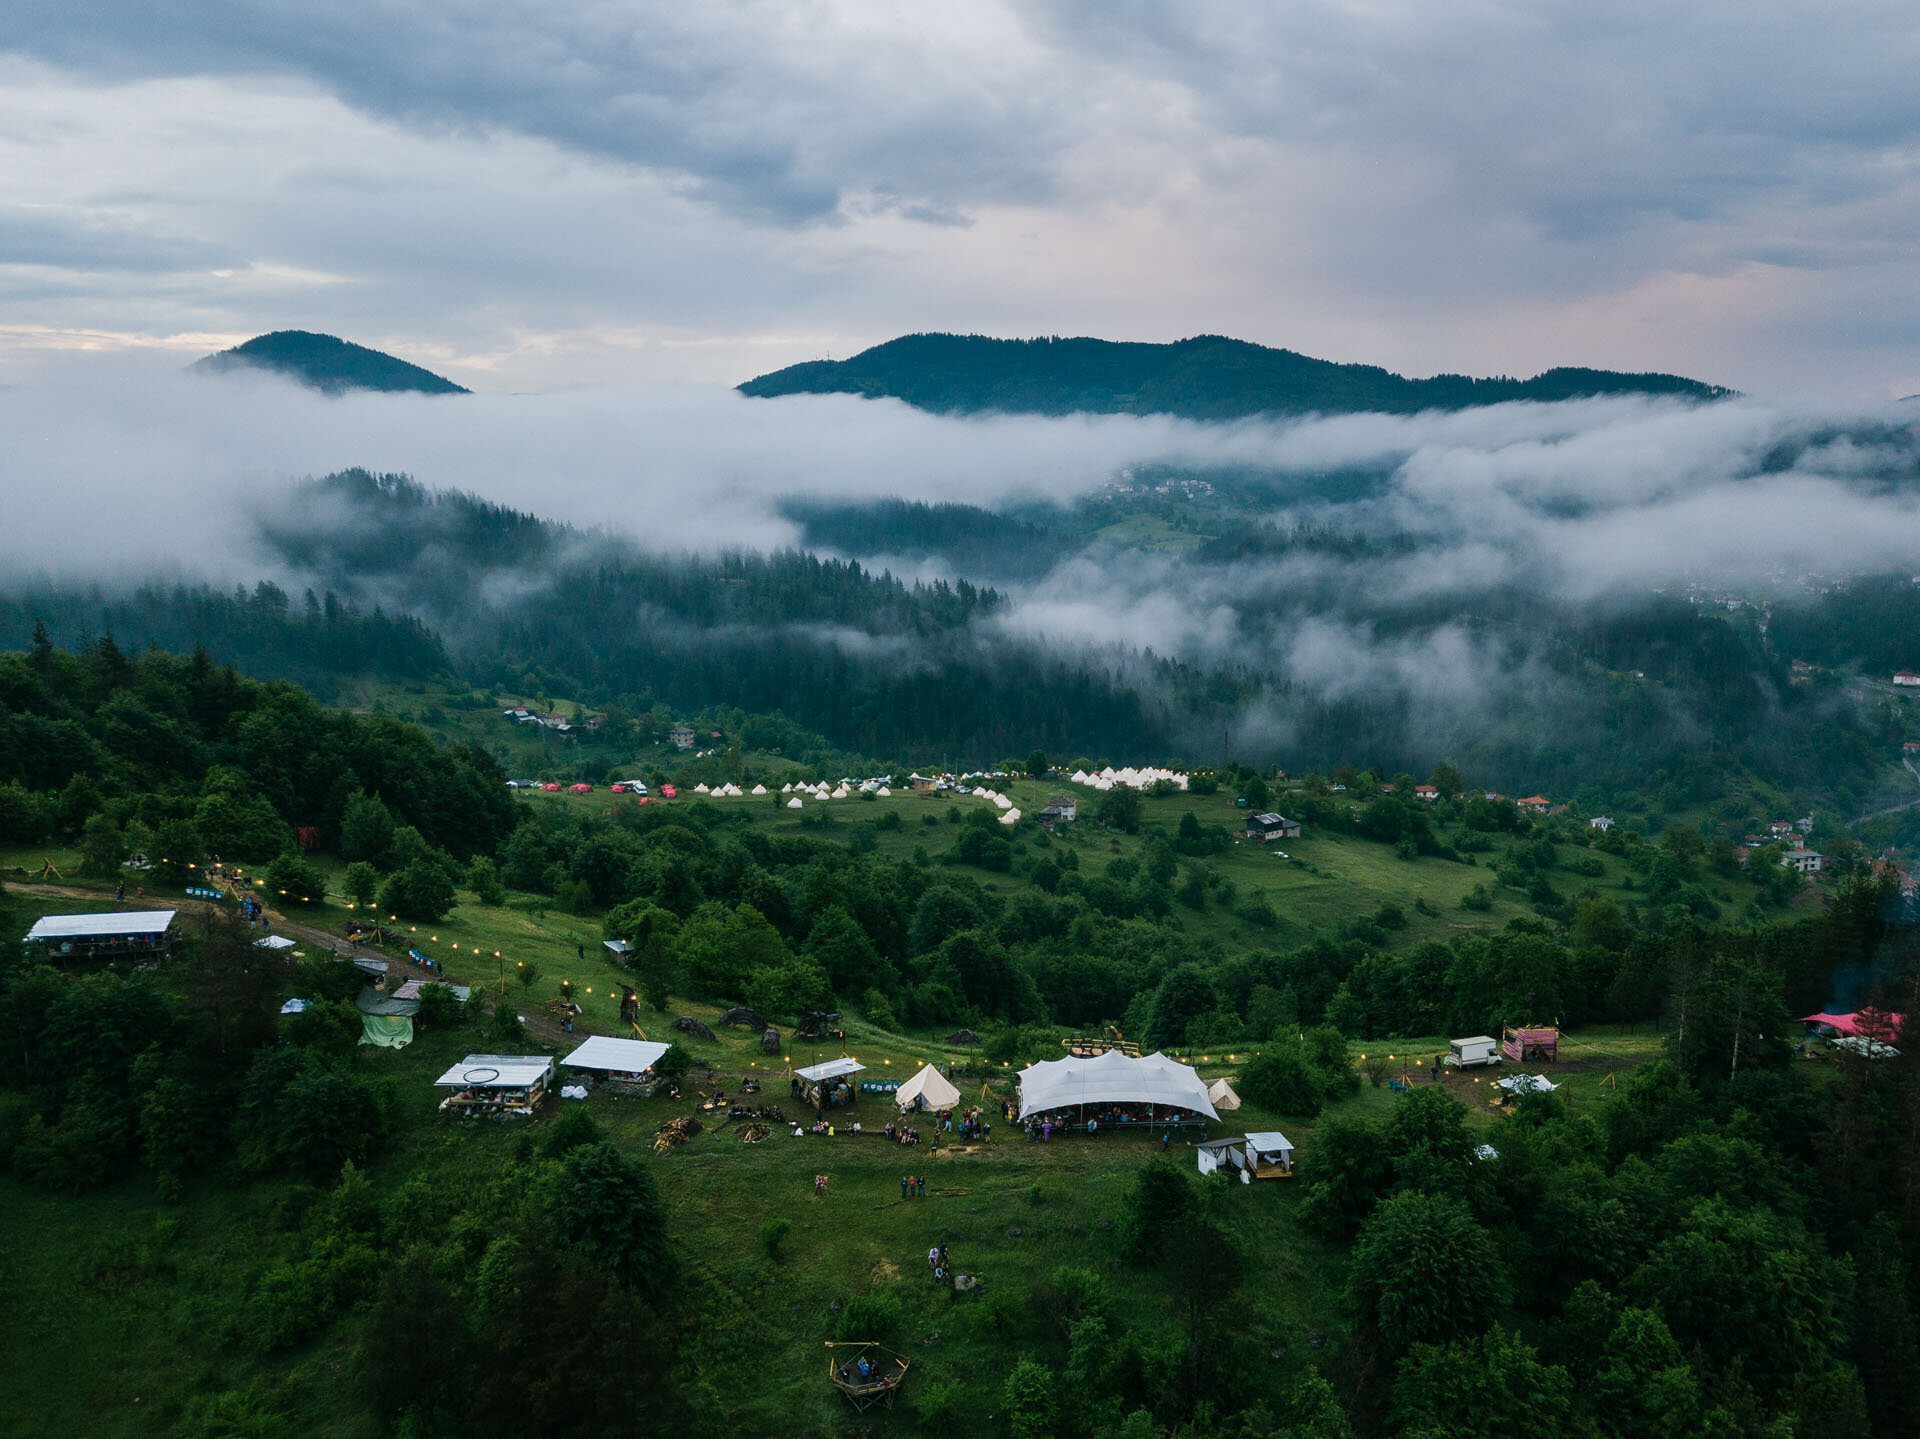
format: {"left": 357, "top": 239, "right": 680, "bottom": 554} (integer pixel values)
{"left": 739, "top": 332, "right": 1728, "bottom": 419}
{"left": 194, "top": 330, "right": 469, "bottom": 395}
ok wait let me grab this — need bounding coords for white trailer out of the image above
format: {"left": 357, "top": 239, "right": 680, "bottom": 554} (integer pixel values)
{"left": 1445, "top": 1035, "right": 1500, "bottom": 1068}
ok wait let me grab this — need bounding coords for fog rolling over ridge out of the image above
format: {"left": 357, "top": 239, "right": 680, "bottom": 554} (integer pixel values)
{"left": 3, "top": 346, "right": 1920, "bottom": 786}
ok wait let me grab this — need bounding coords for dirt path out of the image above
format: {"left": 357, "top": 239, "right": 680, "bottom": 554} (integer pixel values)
{"left": 10, "top": 881, "right": 578, "bottom": 1048}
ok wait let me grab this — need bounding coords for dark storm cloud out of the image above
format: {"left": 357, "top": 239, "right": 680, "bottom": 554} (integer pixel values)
{"left": 2, "top": 1, "right": 1073, "bottom": 225}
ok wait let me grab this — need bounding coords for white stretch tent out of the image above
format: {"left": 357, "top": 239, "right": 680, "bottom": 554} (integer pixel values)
{"left": 795, "top": 1057, "right": 866, "bottom": 1082}
{"left": 26, "top": 910, "right": 176, "bottom": 940}
{"left": 1207, "top": 1077, "right": 1242, "bottom": 1111}
{"left": 1017, "top": 1049, "right": 1220, "bottom": 1121}
{"left": 895, "top": 1063, "right": 962, "bottom": 1112}
{"left": 561, "top": 1036, "right": 669, "bottom": 1074}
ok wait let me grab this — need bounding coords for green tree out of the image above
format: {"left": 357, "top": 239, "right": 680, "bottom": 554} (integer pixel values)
{"left": 1348, "top": 1192, "right": 1507, "bottom": 1354}
{"left": 1097, "top": 785, "right": 1143, "bottom": 833}
{"left": 550, "top": 1142, "right": 674, "bottom": 1296}
{"left": 1390, "top": 1325, "right": 1575, "bottom": 1439}
{"left": 266, "top": 850, "right": 326, "bottom": 907}
{"left": 77, "top": 812, "right": 125, "bottom": 877}
{"left": 338, "top": 790, "right": 395, "bottom": 865}
{"left": 1146, "top": 965, "right": 1219, "bottom": 1049}
{"left": 1119, "top": 1155, "right": 1194, "bottom": 1265}
{"left": 604, "top": 901, "right": 681, "bottom": 1011}
{"left": 380, "top": 862, "right": 454, "bottom": 921}
{"left": 1002, "top": 1357, "right": 1059, "bottom": 1439}
{"left": 342, "top": 861, "right": 380, "bottom": 913}
{"left": 466, "top": 854, "right": 506, "bottom": 906}
{"left": 1236, "top": 1047, "right": 1323, "bottom": 1116}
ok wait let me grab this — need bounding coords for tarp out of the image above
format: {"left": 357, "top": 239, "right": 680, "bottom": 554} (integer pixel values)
{"left": 1497, "top": 1073, "right": 1556, "bottom": 1093}
{"left": 562, "top": 1035, "right": 670, "bottom": 1073}
{"left": 26, "top": 910, "right": 176, "bottom": 940}
{"left": 253, "top": 934, "right": 297, "bottom": 950}
{"left": 894, "top": 1063, "right": 961, "bottom": 1112}
{"left": 795, "top": 1056, "right": 866, "bottom": 1082}
{"left": 360, "top": 1014, "right": 415, "bottom": 1048}
{"left": 1017, "top": 1049, "right": 1219, "bottom": 1120}
{"left": 1207, "top": 1077, "right": 1241, "bottom": 1111}
{"left": 279, "top": 998, "right": 310, "bottom": 1014}
{"left": 1799, "top": 1010, "right": 1905, "bottom": 1039}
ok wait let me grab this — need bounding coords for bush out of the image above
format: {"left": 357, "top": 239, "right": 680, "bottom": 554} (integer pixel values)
{"left": 654, "top": 1042, "right": 693, "bottom": 1081}
{"left": 549, "top": 1142, "right": 674, "bottom": 1295}
{"left": 759, "top": 1217, "right": 791, "bottom": 1261}
{"left": 1119, "top": 1156, "right": 1193, "bottom": 1265}
{"left": 415, "top": 982, "right": 464, "bottom": 1030}
{"left": 1236, "top": 1049, "right": 1323, "bottom": 1116}
{"left": 266, "top": 851, "right": 327, "bottom": 907}
{"left": 380, "top": 863, "right": 454, "bottom": 922}
{"left": 538, "top": 1105, "right": 604, "bottom": 1159}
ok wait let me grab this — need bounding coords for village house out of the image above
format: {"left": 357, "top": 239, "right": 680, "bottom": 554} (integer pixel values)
{"left": 1244, "top": 811, "right": 1302, "bottom": 841}
{"left": 1904, "top": 740, "right": 1920, "bottom": 754}
{"left": 1768, "top": 820, "right": 1796, "bottom": 837}
{"left": 1040, "top": 795, "right": 1077, "bottom": 824}
{"left": 1516, "top": 796, "right": 1551, "bottom": 814}
{"left": 670, "top": 724, "right": 695, "bottom": 750}
{"left": 1414, "top": 784, "right": 1439, "bottom": 801}
{"left": 1781, "top": 847, "right": 1825, "bottom": 874}
{"left": 1589, "top": 816, "right": 1614, "bottom": 831}
{"left": 1896, "top": 671, "right": 1920, "bottom": 687}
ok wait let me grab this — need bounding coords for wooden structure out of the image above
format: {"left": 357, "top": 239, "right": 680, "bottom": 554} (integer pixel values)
{"left": 826, "top": 1342, "right": 908, "bottom": 1411}
{"left": 24, "top": 910, "right": 176, "bottom": 964}
{"left": 1062, "top": 1028, "right": 1139, "bottom": 1057}
{"left": 434, "top": 1054, "right": 553, "bottom": 1117}
{"left": 1501, "top": 1026, "right": 1558, "bottom": 1063}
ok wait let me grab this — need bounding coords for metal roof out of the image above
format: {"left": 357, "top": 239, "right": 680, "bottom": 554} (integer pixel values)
{"left": 434, "top": 1054, "right": 554, "bottom": 1089}
{"left": 1244, "top": 1130, "right": 1294, "bottom": 1154}
{"left": 795, "top": 1056, "right": 866, "bottom": 1082}
{"left": 26, "top": 910, "right": 177, "bottom": 940}
{"left": 561, "top": 1036, "right": 670, "bottom": 1072}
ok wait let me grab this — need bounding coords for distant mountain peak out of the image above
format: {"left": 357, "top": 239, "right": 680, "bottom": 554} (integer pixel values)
{"left": 738, "top": 332, "right": 1730, "bottom": 420}
{"left": 194, "top": 330, "right": 468, "bottom": 395}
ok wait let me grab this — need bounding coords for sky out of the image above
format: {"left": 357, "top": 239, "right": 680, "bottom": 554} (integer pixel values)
{"left": 4, "top": 2, "right": 1920, "bottom": 398}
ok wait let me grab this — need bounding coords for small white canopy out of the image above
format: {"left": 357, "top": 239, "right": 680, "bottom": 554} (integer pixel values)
{"left": 895, "top": 1063, "right": 962, "bottom": 1111}
{"left": 27, "top": 910, "right": 176, "bottom": 940}
{"left": 1497, "top": 1073, "right": 1557, "bottom": 1093}
{"left": 253, "top": 934, "right": 298, "bottom": 950}
{"left": 1245, "top": 1130, "right": 1293, "bottom": 1160}
{"left": 562, "top": 1036, "right": 670, "bottom": 1074}
{"left": 795, "top": 1056, "right": 866, "bottom": 1082}
{"left": 1017, "top": 1049, "right": 1219, "bottom": 1120}
{"left": 434, "top": 1054, "right": 554, "bottom": 1089}
{"left": 1207, "top": 1077, "right": 1241, "bottom": 1110}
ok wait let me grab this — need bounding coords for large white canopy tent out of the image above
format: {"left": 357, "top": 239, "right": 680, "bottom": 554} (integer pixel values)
{"left": 894, "top": 1063, "right": 961, "bottom": 1112}
{"left": 1016, "top": 1049, "right": 1220, "bottom": 1121}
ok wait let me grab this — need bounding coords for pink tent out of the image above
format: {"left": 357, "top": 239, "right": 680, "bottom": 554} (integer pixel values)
{"left": 1798, "top": 1009, "right": 1905, "bottom": 1040}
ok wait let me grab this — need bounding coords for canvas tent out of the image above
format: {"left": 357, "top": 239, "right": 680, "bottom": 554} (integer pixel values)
{"left": 562, "top": 1035, "right": 670, "bottom": 1077}
{"left": 1207, "top": 1077, "right": 1242, "bottom": 1111}
{"left": 1016, "top": 1048, "right": 1219, "bottom": 1122}
{"left": 894, "top": 1063, "right": 961, "bottom": 1113}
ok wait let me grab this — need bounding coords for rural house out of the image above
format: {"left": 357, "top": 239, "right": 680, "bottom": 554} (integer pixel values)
{"left": 1244, "top": 812, "right": 1302, "bottom": 841}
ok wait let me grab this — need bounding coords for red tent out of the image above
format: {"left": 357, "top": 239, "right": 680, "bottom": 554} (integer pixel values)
{"left": 1798, "top": 1009, "right": 1905, "bottom": 1041}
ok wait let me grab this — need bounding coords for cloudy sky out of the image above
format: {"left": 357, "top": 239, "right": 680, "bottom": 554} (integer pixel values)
{"left": 3, "top": 2, "right": 1919, "bottom": 397}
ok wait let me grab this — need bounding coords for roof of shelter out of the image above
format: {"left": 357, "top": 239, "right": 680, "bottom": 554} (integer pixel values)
{"left": 795, "top": 1056, "right": 866, "bottom": 1082}
{"left": 434, "top": 1054, "right": 554, "bottom": 1089}
{"left": 26, "top": 910, "right": 177, "bottom": 940}
{"left": 561, "top": 1036, "right": 670, "bottom": 1072}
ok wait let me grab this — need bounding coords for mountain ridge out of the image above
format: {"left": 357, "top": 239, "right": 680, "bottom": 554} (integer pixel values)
{"left": 194, "top": 330, "right": 469, "bottom": 395}
{"left": 739, "top": 332, "right": 1730, "bottom": 419}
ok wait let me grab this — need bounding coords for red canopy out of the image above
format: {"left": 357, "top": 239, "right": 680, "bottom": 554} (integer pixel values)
{"left": 1799, "top": 1010, "right": 1905, "bottom": 1040}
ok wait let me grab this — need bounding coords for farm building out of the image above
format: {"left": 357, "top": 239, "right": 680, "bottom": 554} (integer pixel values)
{"left": 1243, "top": 812, "right": 1301, "bottom": 841}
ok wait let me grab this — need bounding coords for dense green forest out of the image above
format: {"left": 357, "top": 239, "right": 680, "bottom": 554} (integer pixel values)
{"left": 3, "top": 637, "right": 1918, "bottom": 1438}
{"left": 738, "top": 333, "right": 1730, "bottom": 419}
{"left": 193, "top": 331, "right": 469, "bottom": 395}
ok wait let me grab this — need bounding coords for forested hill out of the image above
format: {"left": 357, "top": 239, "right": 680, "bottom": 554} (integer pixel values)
{"left": 738, "top": 333, "right": 1729, "bottom": 419}
{"left": 193, "top": 331, "right": 469, "bottom": 395}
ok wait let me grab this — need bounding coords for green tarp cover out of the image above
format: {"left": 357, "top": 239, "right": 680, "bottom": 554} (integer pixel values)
{"left": 360, "top": 1014, "right": 415, "bottom": 1048}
